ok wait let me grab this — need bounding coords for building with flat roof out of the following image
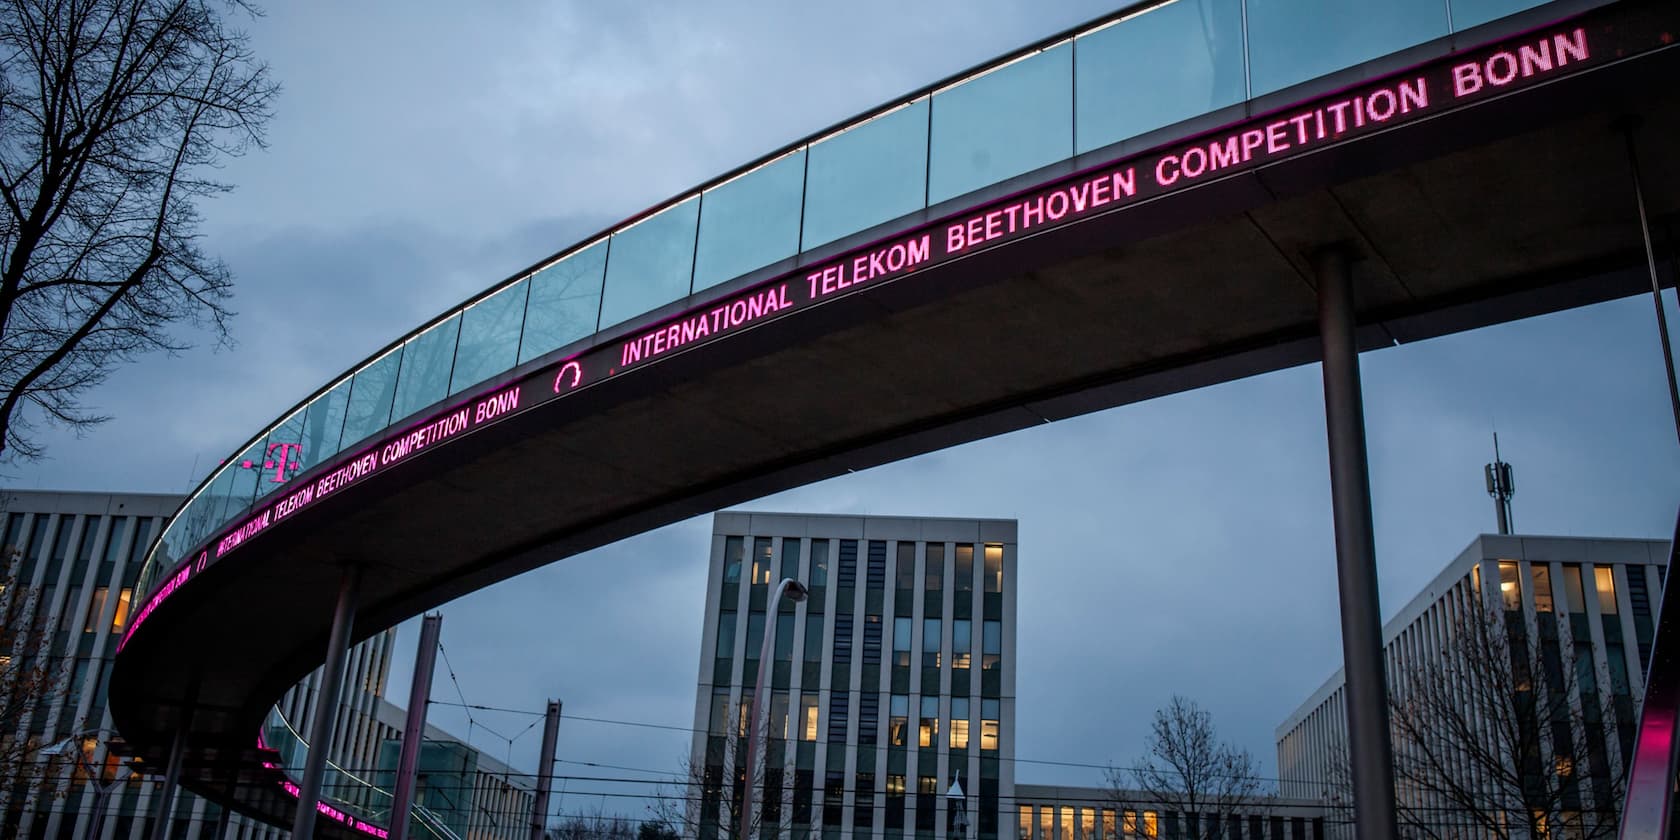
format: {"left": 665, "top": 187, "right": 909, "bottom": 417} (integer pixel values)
{"left": 1276, "top": 534, "right": 1671, "bottom": 839}
{"left": 690, "top": 512, "right": 1018, "bottom": 840}
{"left": 0, "top": 489, "right": 532, "bottom": 840}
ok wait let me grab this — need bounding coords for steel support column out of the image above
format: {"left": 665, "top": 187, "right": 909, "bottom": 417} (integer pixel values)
{"left": 1315, "top": 248, "right": 1400, "bottom": 840}
{"left": 1621, "top": 121, "right": 1680, "bottom": 446}
{"left": 148, "top": 723, "right": 190, "bottom": 840}
{"left": 531, "top": 700, "right": 562, "bottom": 840}
{"left": 292, "top": 565, "right": 362, "bottom": 839}
{"left": 391, "top": 613, "right": 443, "bottom": 840}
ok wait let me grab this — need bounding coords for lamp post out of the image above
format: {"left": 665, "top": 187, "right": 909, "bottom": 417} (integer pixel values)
{"left": 42, "top": 729, "right": 122, "bottom": 840}
{"left": 738, "top": 577, "right": 808, "bottom": 840}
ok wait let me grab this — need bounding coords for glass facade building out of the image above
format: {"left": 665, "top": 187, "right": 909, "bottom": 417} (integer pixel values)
{"left": 691, "top": 512, "right": 1018, "bottom": 840}
{"left": 1275, "top": 534, "right": 1672, "bottom": 839}
{"left": 0, "top": 489, "right": 531, "bottom": 840}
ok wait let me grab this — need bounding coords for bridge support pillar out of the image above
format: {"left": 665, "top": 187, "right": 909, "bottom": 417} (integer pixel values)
{"left": 148, "top": 720, "right": 190, "bottom": 840}
{"left": 390, "top": 612, "right": 443, "bottom": 840}
{"left": 1314, "top": 247, "right": 1399, "bottom": 840}
{"left": 292, "top": 564, "right": 362, "bottom": 839}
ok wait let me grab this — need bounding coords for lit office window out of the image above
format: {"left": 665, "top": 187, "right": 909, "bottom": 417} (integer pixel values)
{"left": 800, "top": 693, "right": 820, "bottom": 741}
{"left": 84, "top": 588, "right": 109, "bottom": 633}
{"left": 924, "top": 618, "right": 942, "bottom": 669}
{"left": 981, "top": 699, "right": 1000, "bottom": 752}
{"left": 985, "top": 544, "right": 1003, "bottom": 592}
{"left": 1082, "top": 809, "right": 1096, "bottom": 840}
{"left": 1102, "top": 809, "right": 1116, "bottom": 840}
{"left": 953, "top": 619, "right": 972, "bottom": 670}
{"left": 1499, "top": 561, "right": 1521, "bottom": 611}
{"left": 1061, "top": 807, "right": 1074, "bottom": 840}
{"left": 919, "top": 697, "right": 940, "bottom": 747}
{"left": 1123, "top": 811, "right": 1138, "bottom": 837}
{"left": 753, "top": 537, "right": 773, "bottom": 585}
{"left": 709, "top": 689, "right": 730, "bottom": 735}
{"left": 1533, "top": 565, "right": 1554, "bottom": 613}
{"left": 890, "top": 694, "right": 910, "bottom": 746}
{"left": 950, "top": 697, "right": 970, "bottom": 749}
{"left": 723, "top": 536, "right": 743, "bottom": 583}
{"left": 1020, "top": 807, "right": 1033, "bottom": 840}
{"left": 1595, "top": 567, "right": 1619, "bottom": 614}
{"left": 1040, "top": 807, "right": 1054, "bottom": 840}
{"left": 770, "top": 692, "right": 790, "bottom": 740}
{"left": 1142, "top": 811, "right": 1157, "bottom": 839}
{"left": 982, "top": 620, "right": 1002, "bottom": 670}
{"left": 738, "top": 689, "right": 753, "bottom": 736}
{"left": 893, "top": 617, "right": 913, "bottom": 668}
{"left": 110, "top": 588, "right": 132, "bottom": 632}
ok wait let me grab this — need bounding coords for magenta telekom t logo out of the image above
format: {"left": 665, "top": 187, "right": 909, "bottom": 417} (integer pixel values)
{"left": 240, "top": 442, "right": 304, "bottom": 483}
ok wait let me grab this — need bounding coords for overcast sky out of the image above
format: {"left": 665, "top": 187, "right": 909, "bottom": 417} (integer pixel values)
{"left": 8, "top": 0, "right": 1679, "bottom": 824}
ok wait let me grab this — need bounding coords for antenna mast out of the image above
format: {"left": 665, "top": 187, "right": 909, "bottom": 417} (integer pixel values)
{"left": 1484, "top": 433, "right": 1515, "bottom": 535}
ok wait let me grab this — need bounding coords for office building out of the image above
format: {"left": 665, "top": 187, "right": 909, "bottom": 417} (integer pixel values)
{"left": 0, "top": 489, "right": 531, "bottom": 840}
{"left": 690, "top": 512, "right": 1017, "bottom": 840}
{"left": 1276, "top": 534, "right": 1671, "bottom": 838}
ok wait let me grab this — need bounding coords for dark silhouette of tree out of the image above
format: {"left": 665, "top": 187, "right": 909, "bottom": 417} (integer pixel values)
{"left": 0, "top": 0, "right": 278, "bottom": 462}
{"left": 1106, "top": 695, "right": 1265, "bottom": 840}
{"left": 0, "top": 557, "right": 70, "bottom": 801}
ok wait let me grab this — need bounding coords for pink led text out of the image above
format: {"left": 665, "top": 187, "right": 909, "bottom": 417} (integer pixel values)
{"left": 621, "top": 283, "right": 795, "bottom": 367}
{"left": 116, "top": 565, "right": 190, "bottom": 651}
{"left": 1452, "top": 28, "right": 1588, "bottom": 96}
{"left": 947, "top": 169, "right": 1136, "bottom": 254}
{"left": 807, "top": 235, "right": 933, "bottom": 299}
{"left": 217, "top": 509, "right": 273, "bottom": 556}
{"left": 380, "top": 407, "right": 470, "bottom": 467}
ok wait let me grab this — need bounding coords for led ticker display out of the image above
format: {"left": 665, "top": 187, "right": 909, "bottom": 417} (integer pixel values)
{"left": 120, "top": 3, "right": 1678, "bottom": 650}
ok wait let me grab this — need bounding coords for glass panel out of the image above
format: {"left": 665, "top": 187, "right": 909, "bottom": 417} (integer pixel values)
{"left": 390, "top": 314, "right": 462, "bottom": 422}
{"left": 520, "top": 241, "right": 608, "bottom": 363}
{"left": 1595, "top": 567, "right": 1619, "bottom": 615}
{"left": 598, "top": 196, "right": 700, "bottom": 328}
{"left": 1074, "top": 0, "right": 1246, "bottom": 154}
{"left": 955, "top": 544, "right": 973, "bottom": 593}
{"left": 190, "top": 466, "right": 237, "bottom": 548}
{"left": 223, "top": 439, "right": 267, "bottom": 522}
{"left": 300, "top": 378, "right": 353, "bottom": 468}
{"left": 985, "top": 543, "right": 1003, "bottom": 593}
{"left": 810, "top": 539, "right": 829, "bottom": 587}
{"left": 1247, "top": 0, "right": 1450, "bottom": 96}
{"left": 1451, "top": 0, "right": 1549, "bottom": 31}
{"left": 694, "top": 150, "right": 806, "bottom": 291}
{"left": 1499, "top": 561, "right": 1521, "bottom": 611}
{"left": 929, "top": 42, "right": 1073, "bottom": 204}
{"left": 919, "top": 697, "right": 939, "bottom": 747}
{"left": 1532, "top": 565, "right": 1553, "bottom": 613}
{"left": 1562, "top": 565, "right": 1586, "bottom": 613}
{"left": 717, "top": 611, "right": 736, "bottom": 656}
{"left": 340, "top": 347, "right": 403, "bottom": 448}
{"left": 258, "top": 407, "right": 310, "bottom": 499}
{"left": 723, "top": 536, "right": 743, "bottom": 583}
{"left": 451, "top": 279, "right": 530, "bottom": 395}
{"left": 801, "top": 98, "right": 930, "bottom": 250}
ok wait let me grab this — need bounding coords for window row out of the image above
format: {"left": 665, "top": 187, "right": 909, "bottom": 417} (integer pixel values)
{"left": 1017, "top": 805, "right": 1321, "bottom": 840}
{"left": 715, "top": 610, "right": 1002, "bottom": 668}
{"left": 721, "top": 536, "right": 1005, "bottom": 593}
{"left": 147, "top": 0, "right": 1551, "bottom": 590}
{"left": 708, "top": 689, "right": 1002, "bottom": 750}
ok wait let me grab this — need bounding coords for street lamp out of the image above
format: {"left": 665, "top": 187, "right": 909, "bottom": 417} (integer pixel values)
{"left": 738, "top": 577, "right": 808, "bottom": 840}
{"left": 42, "top": 728, "right": 123, "bottom": 840}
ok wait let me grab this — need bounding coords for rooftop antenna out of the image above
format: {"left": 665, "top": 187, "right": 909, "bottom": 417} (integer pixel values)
{"left": 1484, "top": 433, "right": 1515, "bottom": 535}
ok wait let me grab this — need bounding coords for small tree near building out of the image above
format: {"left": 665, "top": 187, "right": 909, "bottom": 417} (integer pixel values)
{"left": 1107, "top": 695, "right": 1266, "bottom": 840}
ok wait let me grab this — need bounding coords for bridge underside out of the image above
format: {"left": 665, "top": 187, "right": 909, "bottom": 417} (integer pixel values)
{"left": 110, "top": 31, "right": 1680, "bottom": 834}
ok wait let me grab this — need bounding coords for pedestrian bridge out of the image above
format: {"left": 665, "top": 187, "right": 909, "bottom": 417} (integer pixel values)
{"left": 107, "top": 0, "right": 1680, "bottom": 834}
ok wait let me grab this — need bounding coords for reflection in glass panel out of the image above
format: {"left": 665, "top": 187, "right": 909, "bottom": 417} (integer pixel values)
{"left": 1074, "top": 0, "right": 1245, "bottom": 154}
{"left": 258, "top": 407, "right": 309, "bottom": 501}
{"left": 1450, "top": 0, "right": 1548, "bottom": 31}
{"left": 599, "top": 196, "right": 700, "bottom": 328}
{"left": 390, "top": 314, "right": 462, "bottom": 422}
{"left": 919, "top": 697, "right": 939, "bottom": 747}
{"left": 340, "top": 347, "right": 404, "bottom": 448}
{"left": 694, "top": 150, "right": 806, "bottom": 291}
{"left": 1247, "top": 0, "right": 1449, "bottom": 96}
{"left": 189, "top": 466, "right": 237, "bottom": 549}
{"left": 222, "top": 439, "right": 266, "bottom": 524}
{"left": 929, "top": 42, "right": 1073, "bottom": 205}
{"left": 300, "top": 378, "right": 353, "bottom": 469}
{"left": 1532, "top": 565, "right": 1553, "bottom": 613}
{"left": 451, "top": 279, "right": 530, "bottom": 395}
{"left": 802, "top": 99, "right": 929, "bottom": 250}
{"left": 520, "top": 241, "right": 608, "bottom": 363}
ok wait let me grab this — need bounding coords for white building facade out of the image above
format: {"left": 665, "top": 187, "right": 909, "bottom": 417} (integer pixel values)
{"left": 690, "top": 512, "right": 1018, "bottom": 840}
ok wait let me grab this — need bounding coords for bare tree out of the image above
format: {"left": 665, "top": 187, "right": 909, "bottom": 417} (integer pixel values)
{"left": 1385, "top": 593, "right": 1624, "bottom": 840}
{"left": 652, "top": 701, "right": 785, "bottom": 840}
{"left": 1107, "top": 695, "right": 1265, "bottom": 840}
{"left": 0, "top": 0, "right": 277, "bottom": 462}
{"left": 0, "top": 560, "right": 70, "bottom": 802}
